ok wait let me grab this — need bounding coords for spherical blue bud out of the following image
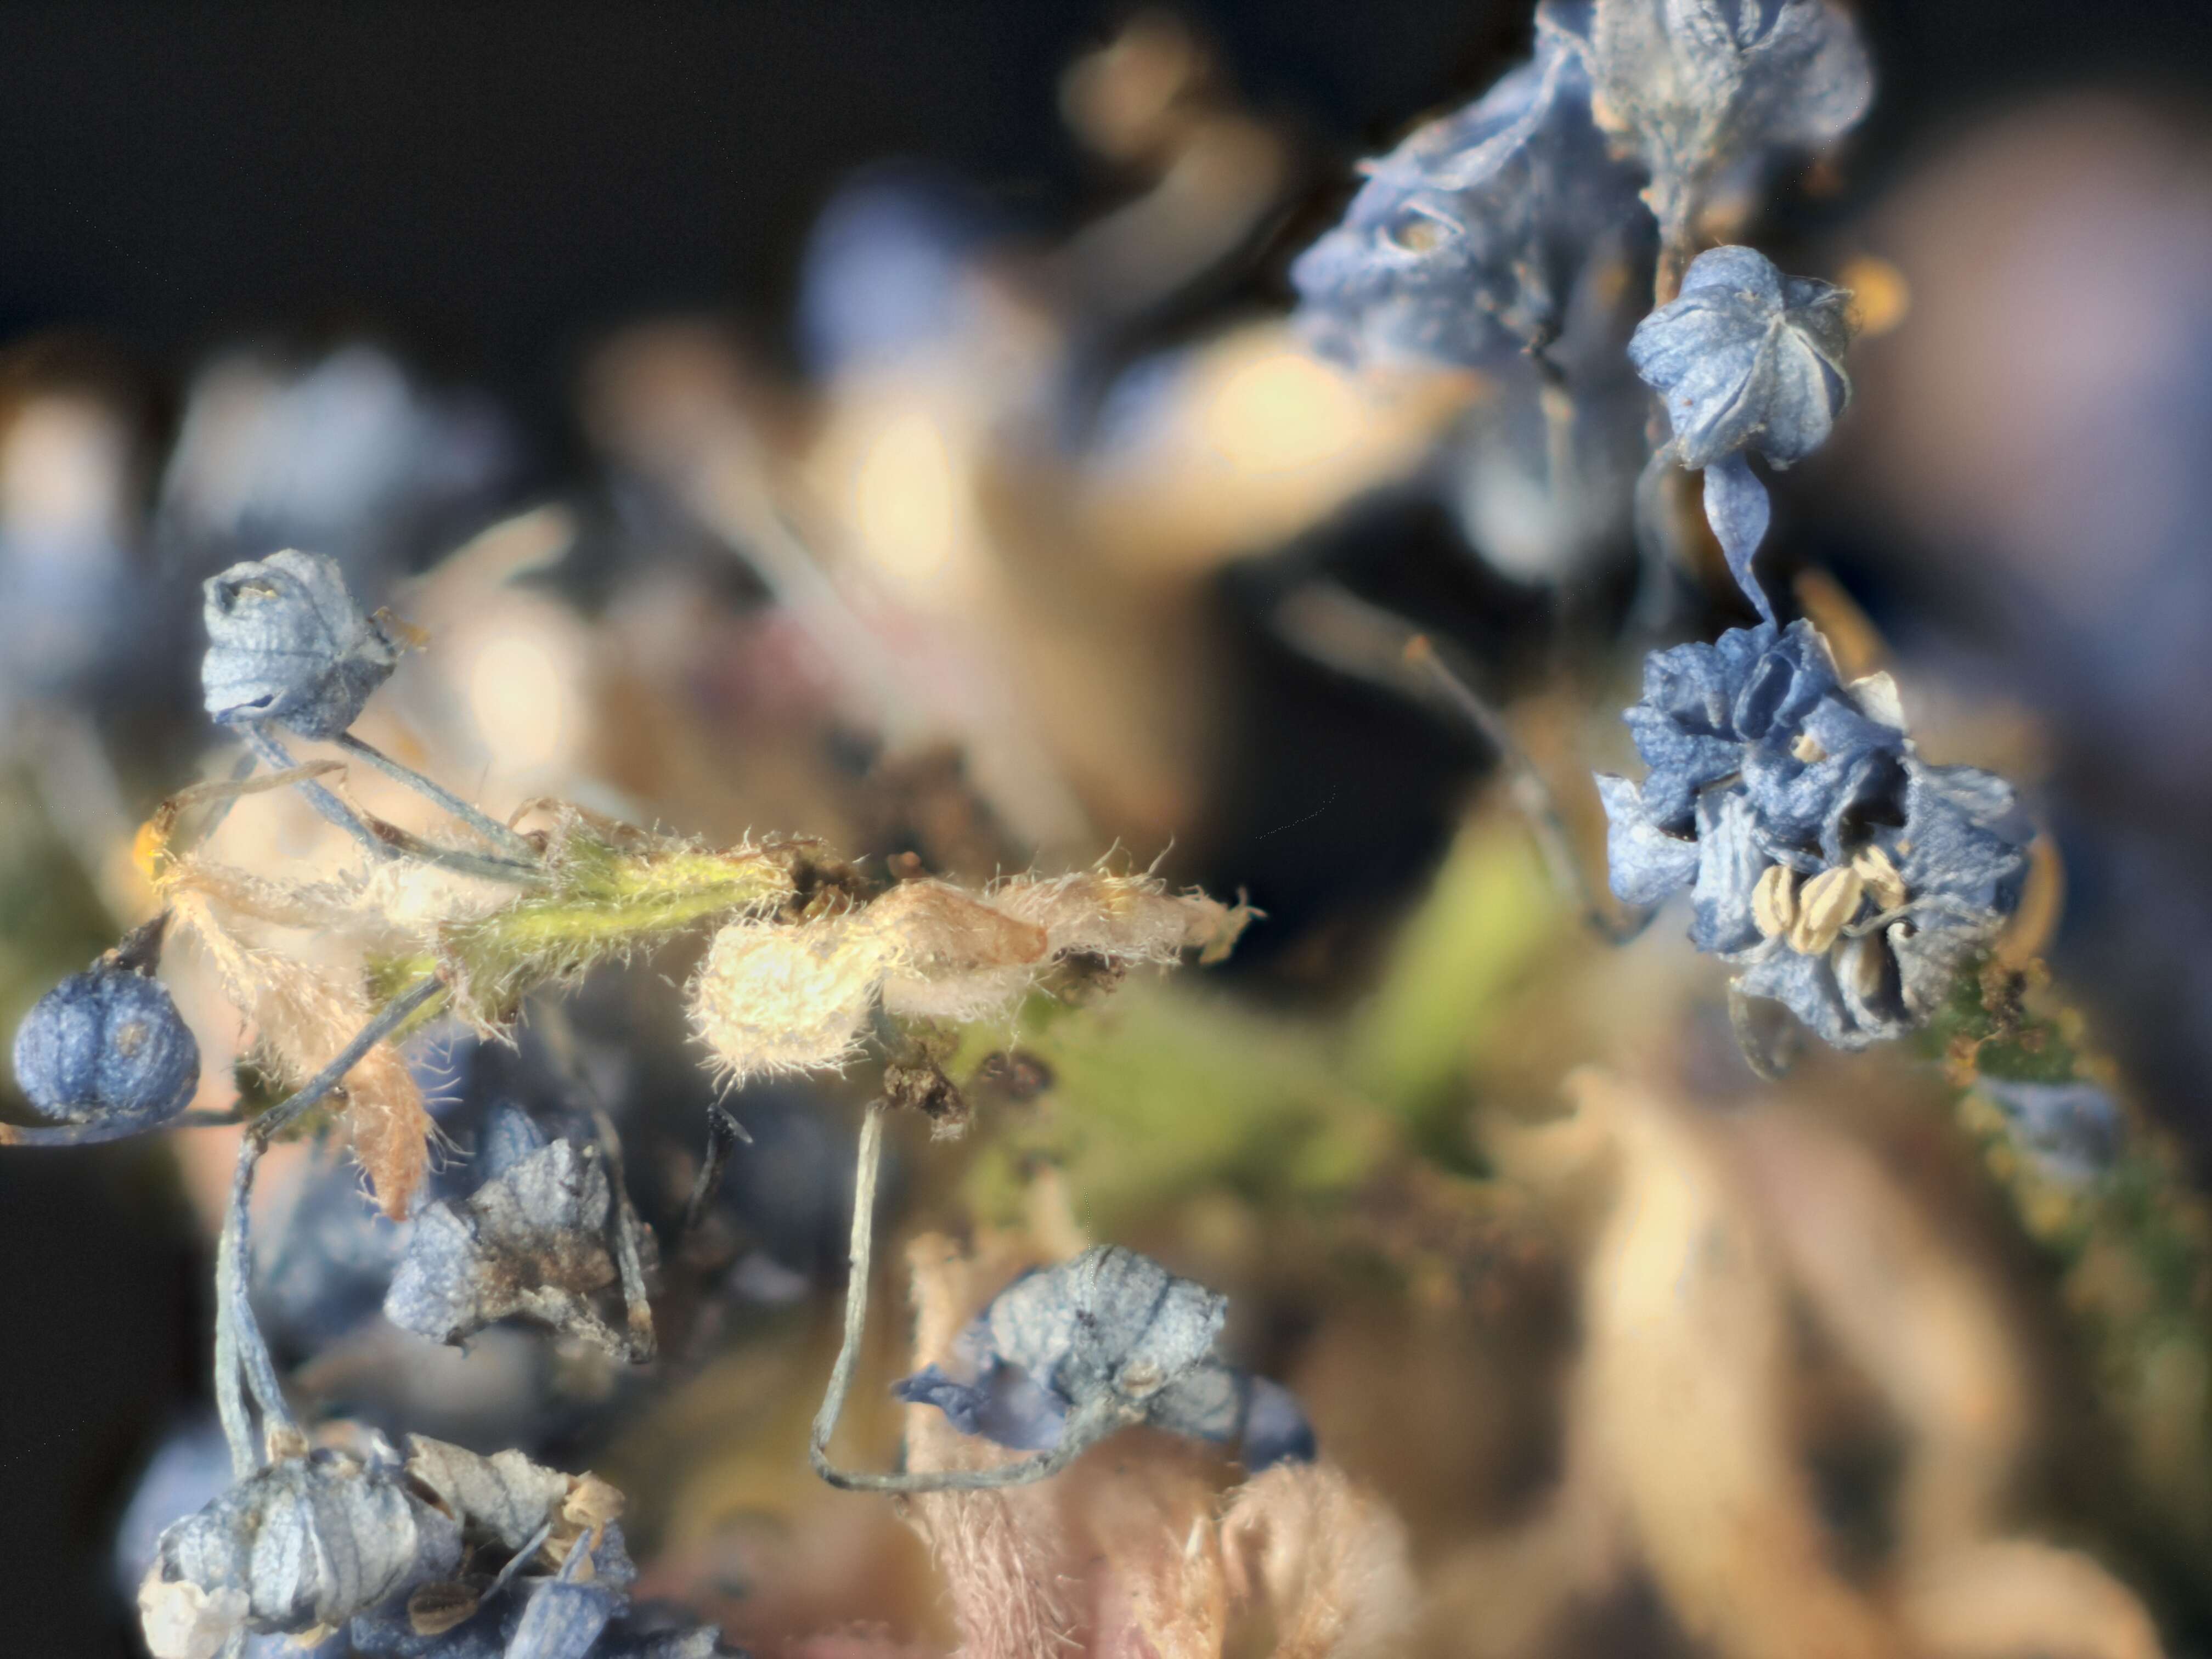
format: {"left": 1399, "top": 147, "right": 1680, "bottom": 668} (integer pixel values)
{"left": 202, "top": 548, "right": 401, "bottom": 738}
{"left": 12, "top": 955, "right": 199, "bottom": 1132}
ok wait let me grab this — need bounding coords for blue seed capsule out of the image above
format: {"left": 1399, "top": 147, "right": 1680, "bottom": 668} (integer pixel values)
{"left": 12, "top": 958, "right": 200, "bottom": 1131}
{"left": 201, "top": 548, "right": 401, "bottom": 739}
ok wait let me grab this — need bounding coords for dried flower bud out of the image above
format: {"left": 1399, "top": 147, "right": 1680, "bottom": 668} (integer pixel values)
{"left": 384, "top": 1138, "right": 630, "bottom": 1354}
{"left": 140, "top": 1450, "right": 460, "bottom": 1657}
{"left": 202, "top": 548, "right": 402, "bottom": 738}
{"left": 11, "top": 949, "right": 199, "bottom": 1135}
{"left": 1631, "top": 246, "right": 1853, "bottom": 472}
{"left": 895, "top": 1245, "right": 1314, "bottom": 1470}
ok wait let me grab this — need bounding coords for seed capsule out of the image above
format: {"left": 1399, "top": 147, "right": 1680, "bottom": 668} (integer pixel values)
{"left": 12, "top": 959, "right": 200, "bottom": 1130}
{"left": 1850, "top": 843, "right": 1908, "bottom": 912}
{"left": 201, "top": 549, "right": 400, "bottom": 739}
{"left": 1786, "top": 865, "right": 1864, "bottom": 956}
{"left": 1751, "top": 864, "right": 1798, "bottom": 939}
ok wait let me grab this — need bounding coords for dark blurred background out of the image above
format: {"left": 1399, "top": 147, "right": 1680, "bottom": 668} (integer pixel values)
{"left": 5, "top": 3, "right": 2212, "bottom": 1651}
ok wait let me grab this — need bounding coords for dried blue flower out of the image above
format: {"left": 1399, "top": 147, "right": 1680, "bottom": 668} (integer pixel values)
{"left": 1291, "top": 24, "right": 1645, "bottom": 371}
{"left": 1631, "top": 247, "right": 1852, "bottom": 471}
{"left": 1629, "top": 246, "right": 1853, "bottom": 618}
{"left": 202, "top": 547, "right": 402, "bottom": 738}
{"left": 895, "top": 1245, "right": 1314, "bottom": 1472}
{"left": 1544, "top": 0, "right": 1872, "bottom": 248}
{"left": 9, "top": 922, "right": 200, "bottom": 1143}
{"left": 385, "top": 1133, "right": 650, "bottom": 1358}
{"left": 1599, "top": 620, "right": 2032, "bottom": 1053}
{"left": 139, "top": 1448, "right": 461, "bottom": 1658}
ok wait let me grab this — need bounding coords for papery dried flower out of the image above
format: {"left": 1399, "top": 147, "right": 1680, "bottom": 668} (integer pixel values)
{"left": 1629, "top": 245, "right": 1853, "bottom": 617}
{"left": 384, "top": 1128, "right": 642, "bottom": 1356}
{"left": 201, "top": 548, "right": 403, "bottom": 738}
{"left": 139, "top": 1448, "right": 461, "bottom": 1658}
{"left": 8, "top": 925, "right": 199, "bottom": 1141}
{"left": 1290, "top": 20, "right": 1643, "bottom": 370}
{"left": 895, "top": 1245, "right": 1313, "bottom": 1470}
{"left": 1630, "top": 246, "right": 1852, "bottom": 471}
{"left": 1547, "top": 0, "right": 1872, "bottom": 248}
{"left": 1599, "top": 621, "right": 2031, "bottom": 1051}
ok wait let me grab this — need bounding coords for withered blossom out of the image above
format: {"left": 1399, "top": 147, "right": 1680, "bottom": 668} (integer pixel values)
{"left": 1545, "top": 0, "right": 1872, "bottom": 250}
{"left": 139, "top": 1447, "right": 461, "bottom": 1659}
{"left": 895, "top": 1244, "right": 1315, "bottom": 1471}
{"left": 1629, "top": 246, "right": 1854, "bottom": 617}
{"left": 201, "top": 547, "right": 402, "bottom": 738}
{"left": 384, "top": 1120, "right": 648, "bottom": 1358}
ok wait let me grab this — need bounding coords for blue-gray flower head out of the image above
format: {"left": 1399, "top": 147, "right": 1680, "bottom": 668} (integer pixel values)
{"left": 894, "top": 1244, "right": 1315, "bottom": 1471}
{"left": 1630, "top": 246, "right": 1853, "bottom": 471}
{"left": 1543, "top": 0, "right": 1871, "bottom": 237}
{"left": 139, "top": 1451, "right": 461, "bottom": 1657}
{"left": 1290, "top": 25, "right": 1644, "bottom": 371}
{"left": 202, "top": 548, "right": 402, "bottom": 738}
{"left": 385, "top": 1137, "right": 629, "bottom": 1353}
{"left": 1599, "top": 621, "right": 2032, "bottom": 1050}
{"left": 12, "top": 957, "right": 199, "bottom": 1132}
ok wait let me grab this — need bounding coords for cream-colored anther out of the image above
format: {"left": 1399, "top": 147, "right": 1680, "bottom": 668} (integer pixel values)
{"left": 1751, "top": 864, "right": 1799, "bottom": 940}
{"left": 1850, "top": 843, "right": 1908, "bottom": 912}
{"left": 1787, "top": 865, "right": 1864, "bottom": 956}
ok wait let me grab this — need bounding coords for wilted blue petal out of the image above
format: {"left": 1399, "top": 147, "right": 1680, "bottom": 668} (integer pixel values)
{"left": 1730, "top": 940, "right": 1855, "bottom": 1048}
{"left": 1703, "top": 452, "right": 1774, "bottom": 621}
{"left": 1291, "top": 27, "right": 1645, "bottom": 370}
{"left": 505, "top": 1536, "right": 618, "bottom": 1659}
{"left": 1598, "top": 772, "right": 1700, "bottom": 905}
{"left": 1690, "top": 791, "right": 1765, "bottom": 953}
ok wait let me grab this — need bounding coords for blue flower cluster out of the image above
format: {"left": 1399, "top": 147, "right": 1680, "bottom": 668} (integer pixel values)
{"left": 1599, "top": 620, "right": 2032, "bottom": 1050}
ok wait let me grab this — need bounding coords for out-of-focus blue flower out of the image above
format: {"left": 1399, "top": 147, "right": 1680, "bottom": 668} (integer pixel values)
{"left": 1980, "top": 1079, "right": 2124, "bottom": 1186}
{"left": 795, "top": 162, "right": 1009, "bottom": 381}
{"left": 1291, "top": 22, "right": 1645, "bottom": 373}
{"left": 202, "top": 548, "right": 402, "bottom": 738}
{"left": 160, "top": 345, "right": 517, "bottom": 591}
{"left": 895, "top": 1245, "right": 1316, "bottom": 1471}
{"left": 10, "top": 949, "right": 200, "bottom": 1137}
{"left": 1629, "top": 246, "right": 1853, "bottom": 620}
{"left": 1544, "top": 0, "right": 1871, "bottom": 244}
{"left": 1599, "top": 620, "right": 2032, "bottom": 1051}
